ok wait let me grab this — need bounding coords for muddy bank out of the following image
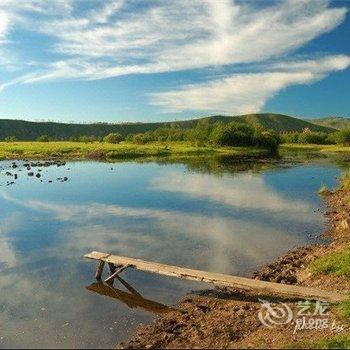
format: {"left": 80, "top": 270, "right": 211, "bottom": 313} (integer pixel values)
{"left": 120, "top": 189, "right": 350, "bottom": 349}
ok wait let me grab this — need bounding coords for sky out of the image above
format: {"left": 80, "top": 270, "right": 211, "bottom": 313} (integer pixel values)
{"left": 0, "top": 0, "right": 349, "bottom": 123}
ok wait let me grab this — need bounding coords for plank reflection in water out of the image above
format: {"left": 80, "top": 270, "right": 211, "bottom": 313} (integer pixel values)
{"left": 86, "top": 277, "right": 175, "bottom": 315}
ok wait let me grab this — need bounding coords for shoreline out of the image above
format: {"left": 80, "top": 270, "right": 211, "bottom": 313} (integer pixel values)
{"left": 0, "top": 141, "right": 269, "bottom": 161}
{"left": 121, "top": 180, "right": 350, "bottom": 348}
{"left": 1, "top": 141, "right": 350, "bottom": 162}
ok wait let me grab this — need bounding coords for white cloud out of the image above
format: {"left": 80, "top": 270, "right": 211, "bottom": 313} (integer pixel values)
{"left": 150, "top": 55, "right": 350, "bottom": 114}
{"left": 89, "top": 0, "right": 124, "bottom": 24}
{"left": 0, "top": 212, "right": 22, "bottom": 268}
{"left": 0, "top": 190, "right": 306, "bottom": 274}
{"left": 0, "top": 10, "right": 9, "bottom": 39}
{"left": 151, "top": 170, "right": 314, "bottom": 217}
{"left": 0, "top": 1, "right": 347, "bottom": 86}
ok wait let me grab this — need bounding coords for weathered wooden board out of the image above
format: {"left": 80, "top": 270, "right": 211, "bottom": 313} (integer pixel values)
{"left": 84, "top": 251, "right": 347, "bottom": 303}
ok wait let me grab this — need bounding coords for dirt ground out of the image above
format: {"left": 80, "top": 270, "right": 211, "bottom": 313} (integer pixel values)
{"left": 120, "top": 189, "right": 350, "bottom": 349}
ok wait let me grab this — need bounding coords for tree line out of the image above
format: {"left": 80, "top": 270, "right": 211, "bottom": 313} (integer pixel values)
{"left": 3, "top": 119, "right": 350, "bottom": 150}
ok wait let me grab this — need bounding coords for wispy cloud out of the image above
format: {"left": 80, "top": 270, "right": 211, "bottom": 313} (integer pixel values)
{"left": 150, "top": 55, "right": 350, "bottom": 114}
{"left": 0, "top": 10, "right": 9, "bottom": 39}
{"left": 0, "top": 0, "right": 348, "bottom": 114}
{"left": 0, "top": 1, "right": 347, "bottom": 80}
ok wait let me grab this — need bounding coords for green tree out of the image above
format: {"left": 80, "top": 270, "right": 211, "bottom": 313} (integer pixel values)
{"left": 36, "top": 135, "right": 51, "bottom": 142}
{"left": 280, "top": 132, "right": 299, "bottom": 143}
{"left": 334, "top": 129, "right": 350, "bottom": 145}
{"left": 297, "top": 132, "right": 329, "bottom": 144}
{"left": 103, "top": 133, "right": 123, "bottom": 144}
{"left": 4, "top": 136, "right": 17, "bottom": 142}
{"left": 253, "top": 131, "right": 280, "bottom": 152}
{"left": 210, "top": 122, "right": 253, "bottom": 146}
{"left": 130, "top": 133, "right": 152, "bottom": 144}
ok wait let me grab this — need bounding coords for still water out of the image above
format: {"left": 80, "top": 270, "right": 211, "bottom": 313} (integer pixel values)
{"left": 0, "top": 157, "right": 342, "bottom": 348}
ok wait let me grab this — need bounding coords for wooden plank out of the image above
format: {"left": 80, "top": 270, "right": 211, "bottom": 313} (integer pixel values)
{"left": 84, "top": 251, "right": 347, "bottom": 303}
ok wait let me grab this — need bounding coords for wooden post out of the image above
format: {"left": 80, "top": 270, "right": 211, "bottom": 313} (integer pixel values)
{"left": 95, "top": 260, "right": 105, "bottom": 280}
{"left": 108, "top": 263, "right": 116, "bottom": 274}
{"left": 105, "top": 264, "right": 133, "bottom": 283}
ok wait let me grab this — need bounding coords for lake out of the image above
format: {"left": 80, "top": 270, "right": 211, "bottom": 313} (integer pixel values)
{"left": 0, "top": 157, "right": 342, "bottom": 348}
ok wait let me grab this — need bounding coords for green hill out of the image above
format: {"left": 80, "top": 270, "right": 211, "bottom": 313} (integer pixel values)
{"left": 202, "top": 114, "right": 335, "bottom": 133}
{"left": 306, "top": 117, "right": 350, "bottom": 130}
{"left": 0, "top": 113, "right": 335, "bottom": 141}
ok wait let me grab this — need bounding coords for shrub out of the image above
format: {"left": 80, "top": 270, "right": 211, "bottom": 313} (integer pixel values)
{"left": 4, "top": 136, "right": 17, "bottom": 142}
{"left": 79, "top": 136, "right": 91, "bottom": 143}
{"left": 103, "top": 133, "right": 123, "bottom": 144}
{"left": 280, "top": 133, "right": 299, "bottom": 143}
{"left": 334, "top": 129, "right": 350, "bottom": 145}
{"left": 297, "top": 131, "right": 329, "bottom": 144}
{"left": 131, "top": 133, "right": 152, "bottom": 144}
{"left": 254, "top": 131, "right": 280, "bottom": 152}
{"left": 210, "top": 122, "right": 254, "bottom": 146}
{"left": 36, "top": 135, "right": 51, "bottom": 142}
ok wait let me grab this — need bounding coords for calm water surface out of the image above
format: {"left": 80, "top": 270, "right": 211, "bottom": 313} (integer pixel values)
{"left": 0, "top": 157, "right": 342, "bottom": 348}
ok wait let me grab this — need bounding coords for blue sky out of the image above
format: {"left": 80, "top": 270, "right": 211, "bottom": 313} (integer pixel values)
{"left": 0, "top": 0, "right": 349, "bottom": 123}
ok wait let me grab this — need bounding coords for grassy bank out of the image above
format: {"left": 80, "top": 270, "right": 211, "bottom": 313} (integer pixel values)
{"left": 0, "top": 141, "right": 272, "bottom": 160}
{"left": 1, "top": 141, "right": 350, "bottom": 161}
{"left": 280, "top": 143, "right": 350, "bottom": 154}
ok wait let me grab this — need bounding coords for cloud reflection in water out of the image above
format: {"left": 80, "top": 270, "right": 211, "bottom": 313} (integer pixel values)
{"left": 0, "top": 160, "right": 333, "bottom": 348}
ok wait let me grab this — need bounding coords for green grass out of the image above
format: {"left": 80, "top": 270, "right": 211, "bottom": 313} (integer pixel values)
{"left": 0, "top": 141, "right": 270, "bottom": 160}
{"left": 319, "top": 184, "right": 332, "bottom": 196}
{"left": 2, "top": 141, "right": 350, "bottom": 161}
{"left": 311, "top": 248, "right": 350, "bottom": 278}
{"left": 280, "top": 143, "right": 350, "bottom": 154}
{"left": 339, "top": 298, "right": 350, "bottom": 323}
{"left": 288, "top": 335, "right": 350, "bottom": 349}
{"left": 341, "top": 171, "right": 350, "bottom": 190}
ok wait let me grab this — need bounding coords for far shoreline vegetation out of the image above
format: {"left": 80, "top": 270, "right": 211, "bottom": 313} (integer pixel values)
{"left": 1, "top": 113, "right": 350, "bottom": 160}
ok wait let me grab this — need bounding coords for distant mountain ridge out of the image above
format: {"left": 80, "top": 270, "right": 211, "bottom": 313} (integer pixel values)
{"left": 0, "top": 113, "right": 335, "bottom": 140}
{"left": 305, "top": 116, "right": 350, "bottom": 130}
